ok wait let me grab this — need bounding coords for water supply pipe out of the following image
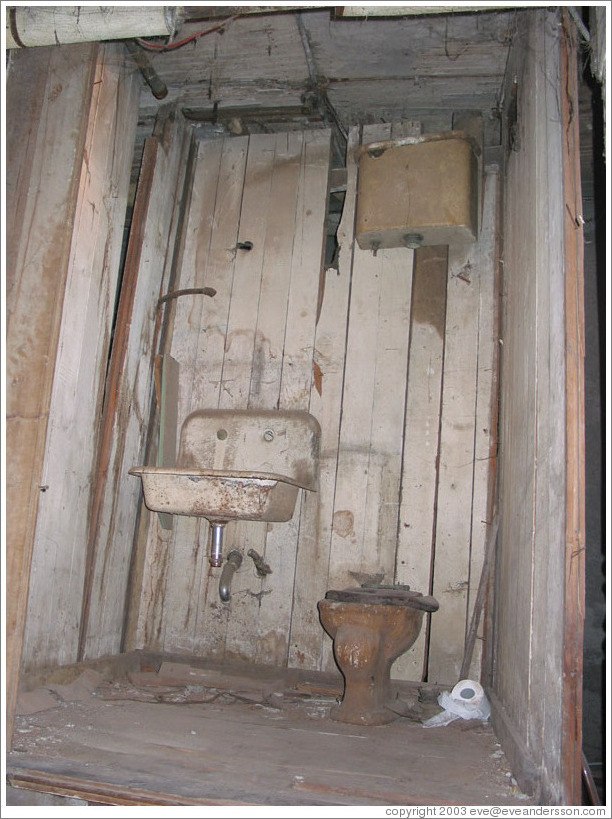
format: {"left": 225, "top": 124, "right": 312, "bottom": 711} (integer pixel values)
{"left": 124, "top": 40, "right": 168, "bottom": 100}
{"left": 219, "top": 550, "right": 243, "bottom": 603}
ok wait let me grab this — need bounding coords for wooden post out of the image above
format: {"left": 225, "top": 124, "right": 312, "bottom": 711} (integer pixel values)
{"left": 560, "top": 9, "right": 586, "bottom": 805}
{"left": 5, "top": 43, "right": 98, "bottom": 748}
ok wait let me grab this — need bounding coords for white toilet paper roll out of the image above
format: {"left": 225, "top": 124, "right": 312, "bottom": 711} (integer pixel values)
{"left": 452, "top": 679, "right": 485, "bottom": 705}
{"left": 437, "top": 679, "right": 490, "bottom": 720}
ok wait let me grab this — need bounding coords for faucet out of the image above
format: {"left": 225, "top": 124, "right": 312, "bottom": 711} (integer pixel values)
{"left": 219, "top": 550, "right": 242, "bottom": 603}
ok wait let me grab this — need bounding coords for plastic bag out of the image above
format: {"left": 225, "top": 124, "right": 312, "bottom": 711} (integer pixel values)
{"left": 422, "top": 679, "right": 490, "bottom": 728}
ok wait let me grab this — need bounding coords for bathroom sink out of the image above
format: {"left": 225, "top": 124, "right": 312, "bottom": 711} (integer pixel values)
{"left": 128, "top": 466, "right": 302, "bottom": 523}
{"left": 130, "top": 409, "right": 320, "bottom": 524}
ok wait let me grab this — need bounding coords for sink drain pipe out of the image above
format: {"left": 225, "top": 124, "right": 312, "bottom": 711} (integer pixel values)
{"left": 209, "top": 523, "right": 225, "bottom": 568}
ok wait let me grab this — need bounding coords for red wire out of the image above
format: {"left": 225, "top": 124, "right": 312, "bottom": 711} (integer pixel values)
{"left": 136, "top": 15, "right": 240, "bottom": 52}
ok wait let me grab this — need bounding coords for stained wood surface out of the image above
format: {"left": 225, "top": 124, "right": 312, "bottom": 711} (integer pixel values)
{"left": 137, "top": 9, "right": 515, "bottom": 145}
{"left": 560, "top": 10, "right": 586, "bottom": 804}
{"left": 325, "top": 123, "right": 415, "bottom": 675}
{"left": 131, "top": 123, "right": 500, "bottom": 687}
{"left": 493, "top": 9, "right": 580, "bottom": 803}
{"left": 8, "top": 659, "right": 532, "bottom": 807}
{"left": 427, "top": 199, "right": 491, "bottom": 684}
{"left": 82, "top": 108, "right": 192, "bottom": 661}
{"left": 465, "top": 168, "right": 500, "bottom": 681}
{"left": 138, "top": 130, "right": 331, "bottom": 665}
{"left": 5, "top": 42, "right": 99, "bottom": 747}
{"left": 16, "top": 44, "right": 139, "bottom": 673}
{"left": 156, "top": 354, "right": 180, "bottom": 530}
{"left": 287, "top": 126, "right": 357, "bottom": 669}
{"left": 394, "top": 245, "right": 448, "bottom": 682}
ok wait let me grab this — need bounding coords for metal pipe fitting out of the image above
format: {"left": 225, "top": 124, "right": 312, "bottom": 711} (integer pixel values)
{"left": 209, "top": 524, "right": 224, "bottom": 567}
{"left": 247, "top": 548, "right": 272, "bottom": 578}
{"left": 219, "top": 550, "right": 243, "bottom": 603}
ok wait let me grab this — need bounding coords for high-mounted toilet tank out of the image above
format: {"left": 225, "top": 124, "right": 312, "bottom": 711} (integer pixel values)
{"left": 354, "top": 130, "right": 480, "bottom": 251}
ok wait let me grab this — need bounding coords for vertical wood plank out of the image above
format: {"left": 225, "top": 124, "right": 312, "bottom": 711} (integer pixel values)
{"left": 278, "top": 129, "right": 332, "bottom": 409}
{"left": 254, "top": 129, "right": 331, "bottom": 666}
{"left": 5, "top": 42, "right": 97, "bottom": 744}
{"left": 156, "top": 354, "right": 181, "bottom": 530}
{"left": 491, "top": 13, "right": 576, "bottom": 802}
{"left": 123, "top": 130, "right": 200, "bottom": 655}
{"left": 366, "top": 245, "right": 414, "bottom": 578}
{"left": 248, "top": 132, "right": 303, "bottom": 410}
{"left": 495, "top": 12, "right": 551, "bottom": 760}
{"left": 326, "top": 124, "right": 392, "bottom": 602}
{"left": 560, "top": 11, "right": 585, "bottom": 802}
{"left": 82, "top": 99, "right": 189, "bottom": 659}
{"left": 161, "top": 137, "right": 243, "bottom": 655}
{"left": 324, "top": 125, "right": 415, "bottom": 674}
{"left": 465, "top": 168, "right": 501, "bottom": 680}
{"left": 427, "top": 238, "right": 482, "bottom": 685}
{"left": 220, "top": 134, "right": 276, "bottom": 408}
{"left": 219, "top": 132, "right": 284, "bottom": 663}
{"left": 174, "top": 138, "right": 226, "bottom": 419}
{"left": 247, "top": 131, "right": 309, "bottom": 666}
{"left": 394, "top": 245, "right": 448, "bottom": 681}
{"left": 21, "top": 44, "right": 139, "bottom": 669}
{"left": 496, "top": 122, "right": 537, "bottom": 730}
{"left": 288, "top": 127, "right": 358, "bottom": 671}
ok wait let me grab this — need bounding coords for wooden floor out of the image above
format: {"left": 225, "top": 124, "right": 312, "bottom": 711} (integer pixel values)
{"left": 7, "top": 654, "right": 533, "bottom": 807}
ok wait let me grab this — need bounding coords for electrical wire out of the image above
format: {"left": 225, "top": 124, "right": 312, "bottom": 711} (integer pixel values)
{"left": 136, "top": 14, "right": 241, "bottom": 52}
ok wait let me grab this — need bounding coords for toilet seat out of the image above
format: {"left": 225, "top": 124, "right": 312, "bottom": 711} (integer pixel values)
{"left": 324, "top": 586, "right": 439, "bottom": 612}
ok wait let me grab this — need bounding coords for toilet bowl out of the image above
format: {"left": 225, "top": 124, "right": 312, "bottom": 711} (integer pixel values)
{"left": 317, "top": 586, "right": 439, "bottom": 725}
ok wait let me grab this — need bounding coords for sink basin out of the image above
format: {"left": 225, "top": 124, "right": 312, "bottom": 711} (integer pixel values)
{"left": 130, "top": 409, "right": 320, "bottom": 523}
{"left": 128, "top": 467, "right": 302, "bottom": 523}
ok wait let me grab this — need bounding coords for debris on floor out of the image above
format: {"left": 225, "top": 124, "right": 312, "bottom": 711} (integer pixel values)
{"left": 10, "top": 656, "right": 533, "bottom": 806}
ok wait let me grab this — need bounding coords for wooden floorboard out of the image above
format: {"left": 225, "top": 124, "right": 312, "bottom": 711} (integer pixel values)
{"left": 8, "top": 657, "right": 534, "bottom": 807}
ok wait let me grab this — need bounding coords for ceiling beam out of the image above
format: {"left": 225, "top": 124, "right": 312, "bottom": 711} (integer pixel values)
{"left": 335, "top": 5, "right": 512, "bottom": 16}
{"left": 182, "top": 5, "right": 517, "bottom": 22}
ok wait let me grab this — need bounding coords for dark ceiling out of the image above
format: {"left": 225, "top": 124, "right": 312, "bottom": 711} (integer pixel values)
{"left": 131, "top": 5, "right": 521, "bottom": 153}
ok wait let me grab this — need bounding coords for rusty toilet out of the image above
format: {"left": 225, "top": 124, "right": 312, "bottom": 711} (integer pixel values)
{"left": 318, "top": 585, "right": 439, "bottom": 725}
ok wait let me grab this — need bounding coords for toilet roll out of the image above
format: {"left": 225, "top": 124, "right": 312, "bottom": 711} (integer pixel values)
{"left": 422, "top": 679, "right": 490, "bottom": 727}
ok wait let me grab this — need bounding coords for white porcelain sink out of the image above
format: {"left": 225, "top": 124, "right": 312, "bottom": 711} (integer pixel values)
{"left": 130, "top": 409, "right": 320, "bottom": 524}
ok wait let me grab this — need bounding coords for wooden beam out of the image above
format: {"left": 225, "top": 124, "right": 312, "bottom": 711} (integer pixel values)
{"left": 17, "top": 44, "right": 139, "bottom": 671}
{"left": 6, "top": 770, "right": 248, "bottom": 807}
{"left": 5, "top": 42, "right": 98, "bottom": 749}
{"left": 560, "top": 8, "right": 586, "bottom": 805}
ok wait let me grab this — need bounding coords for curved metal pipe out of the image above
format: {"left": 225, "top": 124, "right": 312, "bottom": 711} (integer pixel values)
{"left": 219, "top": 550, "right": 242, "bottom": 603}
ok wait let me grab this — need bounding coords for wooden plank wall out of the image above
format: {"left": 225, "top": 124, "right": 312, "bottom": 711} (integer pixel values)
{"left": 131, "top": 125, "right": 500, "bottom": 686}
{"left": 81, "top": 109, "right": 194, "bottom": 660}
{"left": 492, "top": 9, "right": 579, "bottom": 804}
{"left": 130, "top": 130, "right": 332, "bottom": 663}
{"left": 17, "top": 44, "right": 140, "bottom": 673}
{"left": 6, "top": 42, "right": 99, "bottom": 747}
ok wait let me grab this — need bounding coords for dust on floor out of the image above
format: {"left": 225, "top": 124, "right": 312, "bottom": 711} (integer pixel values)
{"left": 8, "top": 660, "right": 533, "bottom": 807}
